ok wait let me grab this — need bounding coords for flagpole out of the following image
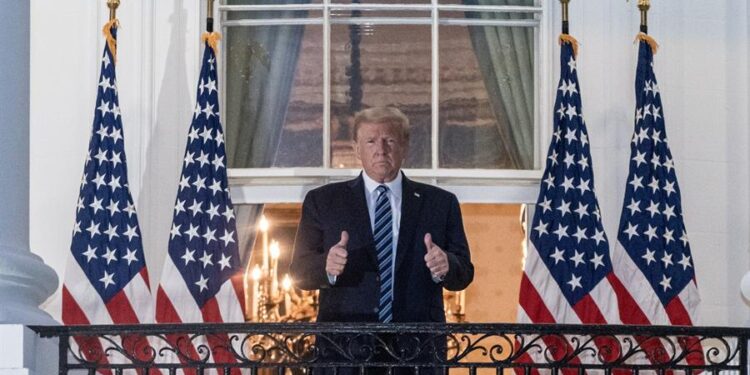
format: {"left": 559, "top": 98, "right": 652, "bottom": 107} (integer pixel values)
{"left": 638, "top": 0, "right": 650, "bottom": 34}
{"left": 560, "top": 0, "right": 570, "bottom": 34}
{"left": 207, "top": 0, "right": 215, "bottom": 32}
{"left": 107, "top": 0, "right": 120, "bottom": 21}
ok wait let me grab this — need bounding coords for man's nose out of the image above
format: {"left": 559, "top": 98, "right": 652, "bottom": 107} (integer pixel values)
{"left": 375, "top": 139, "right": 390, "bottom": 152}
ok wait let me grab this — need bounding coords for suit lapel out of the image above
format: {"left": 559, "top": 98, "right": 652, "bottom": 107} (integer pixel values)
{"left": 395, "top": 174, "right": 423, "bottom": 273}
{"left": 347, "top": 174, "right": 377, "bottom": 265}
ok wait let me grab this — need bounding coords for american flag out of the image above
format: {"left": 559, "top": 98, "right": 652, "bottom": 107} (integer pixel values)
{"left": 63, "top": 23, "right": 155, "bottom": 368}
{"left": 517, "top": 38, "right": 622, "bottom": 368}
{"left": 610, "top": 38, "right": 702, "bottom": 364}
{"left": 155, "top": 36, "right": 244, "bottom": 370}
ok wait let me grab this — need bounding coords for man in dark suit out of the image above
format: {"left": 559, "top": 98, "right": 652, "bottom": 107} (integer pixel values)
{"left": 289, "top": 106, "right": 474, "bottom": 327}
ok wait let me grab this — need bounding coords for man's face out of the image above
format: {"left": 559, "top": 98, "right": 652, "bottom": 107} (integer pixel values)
{"left": 354, "top": 121, "right": 408, "bottom": 183}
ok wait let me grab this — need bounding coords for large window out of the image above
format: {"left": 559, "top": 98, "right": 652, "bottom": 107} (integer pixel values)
{"left": 220, "top": 1, "right": 547, "bottom": 184}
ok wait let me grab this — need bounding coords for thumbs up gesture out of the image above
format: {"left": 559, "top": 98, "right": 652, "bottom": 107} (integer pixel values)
{"left": 424, "top": 233, "right": 449, "bottom": 279}
{"left": 326, "top": 231, "right": 349, "bottom": 276}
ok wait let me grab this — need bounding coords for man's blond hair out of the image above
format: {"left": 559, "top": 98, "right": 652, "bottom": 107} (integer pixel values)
{"left": 352, "top": 107, "right": 410, "bottom": 142}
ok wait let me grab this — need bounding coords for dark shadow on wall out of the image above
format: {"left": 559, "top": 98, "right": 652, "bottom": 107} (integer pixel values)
{"left": 138, "top": 0, "right": 191, "bottom": 287}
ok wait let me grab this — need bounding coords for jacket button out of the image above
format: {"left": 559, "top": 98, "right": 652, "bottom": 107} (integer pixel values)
{"left": 373, "top": 307, "right": 379, "bottom": 313}
{"left": 376, "top": 276, "right": 381, "bottom": 282}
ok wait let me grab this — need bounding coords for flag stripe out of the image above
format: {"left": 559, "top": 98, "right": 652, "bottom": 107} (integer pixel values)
{"left": 605, "top": 273, "right": 650, "bottom": 325}
{"left": 571, "top": 294, "right": 607, "bottom": 324}
{"left": 64, "top": 256, "right": 115, "bottom": 325}
{"left": 587, "top": 276, "right": 622, "bottom": 324}
{"left": 63, "top": 286, "right": 115, "bottom": 375}
{"left": 523, "top": 243, "right": 582, "bottom": 324}
{"left": 104, "top": 288, "right": 140, "bottom": 324}
{"left": 155, "top": 287, "right": 200, "bottom": 375}
{"left": 200, "top": 298, "right": 241, "bottom": 375}
{"left": 678, "top": 281, "right": 700, "bottom": 320}
{"left": 206, "top": 282, "right": 244, "bottom": 325}
{"left": 604, "top": 274, "right": 679, "bottom": 370}
{"left": 664, "top": 296, "right": 705, "bottom": 367}
{"left": 123, "top": 268, "right": 154, "bottom": 323}
{"left": 156, "top": 260, "right": 203, "bottom": 323}
{"left": 611, "top": 243, "right": 670, "bottom": 324}
{"left": 518, "top": 274, "right": 556, "bottom": 323}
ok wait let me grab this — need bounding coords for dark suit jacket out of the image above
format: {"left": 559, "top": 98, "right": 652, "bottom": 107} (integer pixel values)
{"left": 289, "top": 172, "right": 474, "bottom": 323}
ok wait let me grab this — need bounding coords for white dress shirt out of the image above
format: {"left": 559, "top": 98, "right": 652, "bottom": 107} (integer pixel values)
{"left": 362, "top": 171, "right": 402, "bottom": 259}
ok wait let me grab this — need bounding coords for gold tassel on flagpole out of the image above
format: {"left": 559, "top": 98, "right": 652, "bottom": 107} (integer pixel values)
{"left": 102, "top": 19, "right": 119, "bottom": 62}
{"left": 202, "top": 32, "right": 222, "bottom": 55}
{"left": 104, "top": 0, "right": 120, "bottom": 62}
{"left": 635, "top": 32, "right": 659, "bottom": 54}
{"left": 559, "top": 34, "right": 580, "bottom": 58}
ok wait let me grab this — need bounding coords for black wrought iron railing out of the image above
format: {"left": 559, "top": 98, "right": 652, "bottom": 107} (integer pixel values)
{"left": 30, "top": 323, "right": 749, "bottom": 375}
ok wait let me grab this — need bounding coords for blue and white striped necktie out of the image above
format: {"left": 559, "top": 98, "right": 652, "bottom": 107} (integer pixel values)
{"left": 374, "top": 185, "right": 393, "bottom": 323}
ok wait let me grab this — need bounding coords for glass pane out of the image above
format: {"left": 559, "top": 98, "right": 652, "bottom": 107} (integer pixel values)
{"left": 333, "top": 0, "right": 431, "bottom": 4}
{"left": 441, "top": 10, "right": 536, "bottom": 21}
{"left": 439, "top": 0, "right": 536, "bottom": 5}
{"left": 226, "top": 0, "right": 322, "bottom": 4}
{"left": 330, "top": 23, "right": 432, "bottom": 169}
{"left": 438, "top": 23, "right": 535, "bottom": 169}
{"left": 330, "top": 9, "right": 429, "bottom": 19}
{"left": 225, "top": 24, "right": 324, "bottom": 168}
{"left": 226, "top": 10, "right": 323, "bottom": 21}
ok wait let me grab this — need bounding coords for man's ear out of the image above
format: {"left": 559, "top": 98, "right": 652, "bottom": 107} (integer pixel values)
{"left": 353, "top": 140, "right": 362, "bottom": 161}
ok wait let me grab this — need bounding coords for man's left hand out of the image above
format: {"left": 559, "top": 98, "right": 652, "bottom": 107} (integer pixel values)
{"left": 424, "top": 233, "right": 449, "bottom": 279}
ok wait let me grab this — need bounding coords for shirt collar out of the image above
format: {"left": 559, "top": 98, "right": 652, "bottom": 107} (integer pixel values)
{"left": 362, "top": 170, "right": 403, "bottom": 197}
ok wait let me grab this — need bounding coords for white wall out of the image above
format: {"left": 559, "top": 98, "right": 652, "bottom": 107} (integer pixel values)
{"left": 29, "top": 1, "right": 750, "bottom": 326}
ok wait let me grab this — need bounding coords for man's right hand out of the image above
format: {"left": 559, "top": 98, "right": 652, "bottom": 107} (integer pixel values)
{"left": 326, "top": 231, "right": 349, "bottom": 276}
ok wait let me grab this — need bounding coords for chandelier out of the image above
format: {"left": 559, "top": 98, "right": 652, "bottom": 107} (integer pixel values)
{"left": 244, "top": 215, "right": 318, "bottom": 323}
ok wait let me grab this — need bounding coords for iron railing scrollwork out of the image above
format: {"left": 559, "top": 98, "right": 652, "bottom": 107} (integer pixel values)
{"left": 30, "top": 323, "right": 750, "bottom": 375}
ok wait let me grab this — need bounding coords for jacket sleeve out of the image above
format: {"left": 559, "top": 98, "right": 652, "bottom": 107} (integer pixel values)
{"left": 441, "top": 194, "right": 474, "bottom": 291}
{"left": 289, "top": 190, "right": 332, "bottom": 290}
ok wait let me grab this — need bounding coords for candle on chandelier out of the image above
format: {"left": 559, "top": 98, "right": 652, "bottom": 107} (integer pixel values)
{"left": 282, "top": 274, "right": 292, "bottom": 315}
{"left": 251, "top": 265, "right": 262, "bottom": 321}
{"left": 259, "top": 215, "right": 270, "bottom": 271}
{"left": 270, "top": 240, "right": 280, "bottom": 298}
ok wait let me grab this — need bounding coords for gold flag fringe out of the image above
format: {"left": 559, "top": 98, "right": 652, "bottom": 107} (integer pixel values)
{"left": 202, "top": 32, "right": 222, "bottom": 55}
{"left": 635, "top": 32, "right": 659, "bottom": 54}
{"left": 559, "top": 34, "right": 579, "bottom": 58}
{"left": 102, "top": 19, "right": 119, "bottom": 62}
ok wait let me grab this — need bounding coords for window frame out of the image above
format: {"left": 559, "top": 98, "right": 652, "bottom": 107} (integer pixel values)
{"left": 217, "top": 0, "right": 554, "bottom": 204}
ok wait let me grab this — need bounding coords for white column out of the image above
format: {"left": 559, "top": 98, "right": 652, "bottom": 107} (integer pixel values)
{"left": 0, "top": 0, "right": 58, "bottom": 326}
{"left": 1, "top": 2, "right": 60, "bottom": 374}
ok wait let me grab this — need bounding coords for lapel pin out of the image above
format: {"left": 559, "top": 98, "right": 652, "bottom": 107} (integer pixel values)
{"left": 414, "top": 192, "right": 420, "bottom": 198}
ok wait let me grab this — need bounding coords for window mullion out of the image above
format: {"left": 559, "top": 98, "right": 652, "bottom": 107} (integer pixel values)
{"left": 323, "top": 0, "right": 331, "bottom": 169}
{"left": 431, "top": 0, "right": 439, "bottom": 170}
